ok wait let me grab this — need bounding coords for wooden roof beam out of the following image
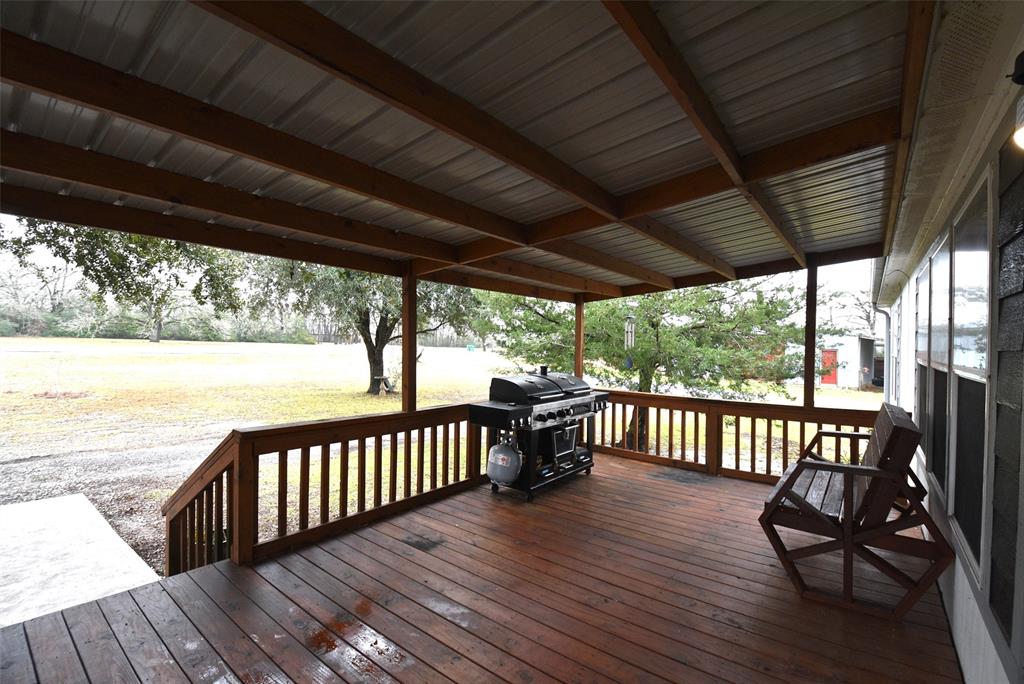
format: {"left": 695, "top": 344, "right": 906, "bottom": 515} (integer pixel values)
{"left": 450, "top": 107, "right": 898, "bottom": 265}
{"left": 198, "top": 0, "right": 621, "bottom": 221}
{"left": 883, "top": 1, "right": 935, "bottom": 254}
{"left": 0, "top": 29, "right": 528, "bottom": 246}
{"left": 0, "top": 185, "right": 404, "bottom": 276}
{"left": 409, "top": 255, "right": 622, "bottom": 297}
{"left": 604, "top": 0, "right": 806, "bottom": 267}
{"left": 0, "top": 130, "right": 460, "bottom": 264}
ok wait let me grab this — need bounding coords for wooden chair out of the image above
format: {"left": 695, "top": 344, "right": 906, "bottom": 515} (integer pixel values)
{"left": 759, "top": 403, "right": 954, "bottom": 619}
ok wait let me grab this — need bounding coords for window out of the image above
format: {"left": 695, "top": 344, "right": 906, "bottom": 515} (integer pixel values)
{"left": 915, "top": 269, "right": 930, "bottom": 450}
{"left": 950, "top": 182, "right": 990, "bottom": 563}
{"left": 928, "top": 240, "right": 950, "bottom": 489}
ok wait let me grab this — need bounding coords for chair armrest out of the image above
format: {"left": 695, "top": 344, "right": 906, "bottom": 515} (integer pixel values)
{"left": 816, "top": 430, "right": 870, "bottom": 439}
{"left": 798, "top": 459, "right": 900, "bottom": 480}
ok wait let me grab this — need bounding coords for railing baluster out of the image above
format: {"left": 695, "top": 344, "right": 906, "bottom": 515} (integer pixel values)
{"left": 357, "top": 438, "right": 367, "bottom": 513}
{"left": 430, "top": 425, "right": 438, "bottom": 491}
{"left": 224, "top": 466, "right": 233, "bottom": 559}
{"left": 417, "top": 428, "right": 425, "bottom": 494}
{"left": 340, "top": 440, "right": 349, "bottom": 518}
{"left": 404, "top": 430, "right": 412, "bottom": 498}
{"left": 374, "top": 435, "right": 383, "bottom": 508}
{"left": 320, "top": 443, "right": 330, "bottom": 525}
{"left": 195, "top": 494, "right": 205, "bottom": 568}
{"left": 442, "top": 423, "right": 450, "bottom": 486}
{"left": 203, "top": 482, "right": 213, "bottom": 563}
{"left": 389, "top": 432, "right": 398, "bottom": 503}
{"left": 211, "top": 475, "right": 222, "bottom": 561}
{"left": 277, "top": 450, "right": 288, "bottom": 536}
{"left": 765, "top": 418, "right": 773, "bottom": 476}
{"left": 749, "top": 417, "right": 756, "bottom": 473}
{"left": 668, "top": 409, "right": 675, "bottom": 459}
{"left": 693, "top": 411, "right": 700, "bottom": 463}
{"left": 453, "top": 422, "right": 461, "bottom": 482}
{"left": 800, "top": 421, "right": 807, "bottom": 455}
{"left": 681, "top": 411, "right": 687, "bottom": 461}
{"left": 299, "top": 446, "right": 310, "bottom": 531}
{"left": 185, "top": 501, "right": 195, "bottom": 571}
{"left": 654, "top": 408, "right": 661, "bottom": 457}
{"left": 782, "top": 420, "right": 789, "bottom": 472}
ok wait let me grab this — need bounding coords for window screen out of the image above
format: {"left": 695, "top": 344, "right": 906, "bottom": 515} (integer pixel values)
{"left": 930, "top": 368, "right": 947, "bottom": 488}
{"left": 953, "top": 378, "right": 985, "bottom": 560}
{"left": 917, "top": 363, "right": 929, "bottom": 450}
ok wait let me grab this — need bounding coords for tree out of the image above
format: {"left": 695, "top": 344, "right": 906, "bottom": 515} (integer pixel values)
{"left": 483, "top": 277, "right": 809, "bottom": 448}
{"left": 1, "top": 219, "right": 243, "bottom": 342}
{"left": 247, "top": 258, "right": 479, "bottom": 394}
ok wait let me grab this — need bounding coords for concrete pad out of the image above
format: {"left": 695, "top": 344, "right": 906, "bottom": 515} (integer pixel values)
{"left": 0, "top": 494, "right": 158, "bottom": 626}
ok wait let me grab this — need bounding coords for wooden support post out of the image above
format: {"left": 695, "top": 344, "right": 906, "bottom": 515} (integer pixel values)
{"left": 402, "top": 267, "right": 417, "bottom": 413}
{"left": 803, "top": 259, "right": 818, "bottom": 408}
{"left": 574, "top": 294, "right": 585, "bottom": 377}
{"left": 231, "top": 439, "right": 256, "bottom": 565}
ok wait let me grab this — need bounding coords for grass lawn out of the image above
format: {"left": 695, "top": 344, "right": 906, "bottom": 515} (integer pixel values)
{"left": 0, "top": 336, "right": 508, "bottom": 460}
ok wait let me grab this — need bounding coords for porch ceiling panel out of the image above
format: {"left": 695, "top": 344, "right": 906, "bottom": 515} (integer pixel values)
{"left": 0, "top": 1, "right": 572, "bottom": 229}
{"left": 501, "top": 250, "right": 636, "bottom": 288}
{"left": 564, "top": 224, "right": 704, "bottom": 278}
{"left": 760, "top": 145, "right": 894, "bottom": 253}
{"left": 312, "top": 0, "right": 719, "bottom": 197}
{"left": 653, "top": 1, "right": 907, "bottom": 154}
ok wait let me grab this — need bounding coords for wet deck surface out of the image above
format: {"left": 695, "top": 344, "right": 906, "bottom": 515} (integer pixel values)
{"left": 0, "top": 453, "right": 961, "bottom": 683}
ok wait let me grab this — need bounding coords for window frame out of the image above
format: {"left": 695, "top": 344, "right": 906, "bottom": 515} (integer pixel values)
{"left": 945, "top": 170, "right": 995, "bottom": 584}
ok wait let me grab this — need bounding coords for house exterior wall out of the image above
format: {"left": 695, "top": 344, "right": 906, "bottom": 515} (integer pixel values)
{"left": 885, "top": 106, "right": 1023, "bottom": 684}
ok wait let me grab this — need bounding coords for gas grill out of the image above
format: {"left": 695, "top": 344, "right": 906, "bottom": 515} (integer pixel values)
{"left": 468, "top": 366, "right": 608, "bottom": 499}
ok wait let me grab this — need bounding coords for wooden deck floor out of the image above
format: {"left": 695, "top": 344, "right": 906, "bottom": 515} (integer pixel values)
{"left": 1, "top": 454, "right": 962, "bottom": 683}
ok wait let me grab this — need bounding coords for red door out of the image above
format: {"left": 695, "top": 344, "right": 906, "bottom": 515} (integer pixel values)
{"left": 821, "top": 349, "right": 838, "bottom": 385}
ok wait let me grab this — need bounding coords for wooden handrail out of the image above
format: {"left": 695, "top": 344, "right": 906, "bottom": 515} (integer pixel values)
{"left": 594, "top": 389, "right": 878, "bottom": 484}
{"left": 163, "top": 402, "right": 482, "bottom": 575}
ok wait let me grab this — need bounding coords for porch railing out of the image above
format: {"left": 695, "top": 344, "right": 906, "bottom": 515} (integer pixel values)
{"left": 163, "top": 391, "right": 879, "bottom": 575}
{"left": 593, "top": 389, "right": 878, "bottom": 483}
{"left": 161, "top": 404, "right": 487, "bottom": 575}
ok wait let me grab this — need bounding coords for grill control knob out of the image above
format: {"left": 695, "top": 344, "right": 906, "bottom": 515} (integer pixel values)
{"left": 546, "top": 412, "right": 557, "bottom": 421}
{"left": 556, "top": 409, "right": 567, "bottom": 418}
{"left": 535, "top": 414, "right": 547, "bottom": 423}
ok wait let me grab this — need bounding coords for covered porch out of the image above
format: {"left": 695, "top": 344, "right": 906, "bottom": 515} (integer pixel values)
{"left": 3, "top": 0, "right": 999, "bottom": 680}
{"left": 2, "top": 454, "right": 960, "bottom": 684}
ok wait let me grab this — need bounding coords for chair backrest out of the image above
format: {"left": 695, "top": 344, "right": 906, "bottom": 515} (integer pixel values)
{"left": 853, "top": 403, "right": 921, "bottom": 528}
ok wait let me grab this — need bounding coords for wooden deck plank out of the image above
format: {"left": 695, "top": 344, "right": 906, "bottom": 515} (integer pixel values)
{"left": 22, "top": 612, "right": 87, "bottom": 684}
{"left": 297, "top": 544, "right": 561, "bottom": 684}
{"left": 248, "top": 561, "right": 448, "bottom": 684}
{"left": 96, "top": 592, "right": 189, "bottom": 684}
{"left": 212, "top": 561, "right": 397, "bottom": 684}
{"left": 130, "top": 583, "right": 239, "bottom": 684}
{"left": 7, "top": 453, "right": 961, "bottom": 684}
{"left": 274, "top": 552, "right": 495, "bottom": 683}
{"left": 382, "top": 512, "right": 892, "bottom": 684}
{"left": 434, "top": 494, "right": 960, "bottom": 681}
{"left": 188, "top": 564, "right": 346, "bottom": 683}
{"left": 62, "top": 602, "right": 140, "bottom": 683}
{"left": 0, "top": 623, "right": 38, "bottom": 684}
{"left": 161, "top": 574, "right": 290, "bottom": 684}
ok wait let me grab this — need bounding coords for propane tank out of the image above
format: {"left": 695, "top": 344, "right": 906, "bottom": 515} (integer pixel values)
{"left": 487, "top": 435, "right": 522, "bottom": 485}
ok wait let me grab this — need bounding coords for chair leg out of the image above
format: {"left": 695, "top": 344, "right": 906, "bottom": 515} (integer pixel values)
{"left": 758, "top": 512, "right": 807, "bottom": 593}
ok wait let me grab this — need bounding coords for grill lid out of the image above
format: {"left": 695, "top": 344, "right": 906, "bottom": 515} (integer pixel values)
{"left": 488, "top": 367, "right": 590, "bottom": 404}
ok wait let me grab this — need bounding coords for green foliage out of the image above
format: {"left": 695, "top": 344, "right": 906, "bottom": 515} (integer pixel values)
{"left": 2, "top": 219, "right": 243, "bottom": 341}
{"left": 483, "top": 277, "right": 808, "bottom": 399}
{"left": 246, "top": 257, "right": 478, "bottom": 392}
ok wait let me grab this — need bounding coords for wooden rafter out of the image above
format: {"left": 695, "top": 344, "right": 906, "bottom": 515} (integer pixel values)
{"left": 0, "top": 130, "right": 459, "bottom": 264}
{"left": 409, "top": 255, "right": 621, "bottom": 297}
{"left": 604, "top": 0, "right": 806, "bottom": 267}
{"left": 198, "top": 1, "right": 621, "bottom": 220}
{"left": 623, "top": 216, "right": 735, "bottom": 279}
{"left": 448, "top": 108, "right": 899, "bottom": 266}
{"left": 0, "top": 184, "right": 582, "bottom": 303}
{"left": 583, "top": 242, "right": 885, "bottom": 301}
{"left": 0, "top": 29, "right": 528, "bottom": 245}
{"left": 0, "top": 184, "right": 403, "bottom": 276}
{"left": 196, "top": 2, "right": 733, "bottom": 282}
{"left": 883, "top": 1, "right": 935, "bottom": 254}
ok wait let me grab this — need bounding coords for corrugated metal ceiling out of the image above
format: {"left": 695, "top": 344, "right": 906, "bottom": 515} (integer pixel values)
{"left": 0, "top": 0, "right": 909, "bottom": 298}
